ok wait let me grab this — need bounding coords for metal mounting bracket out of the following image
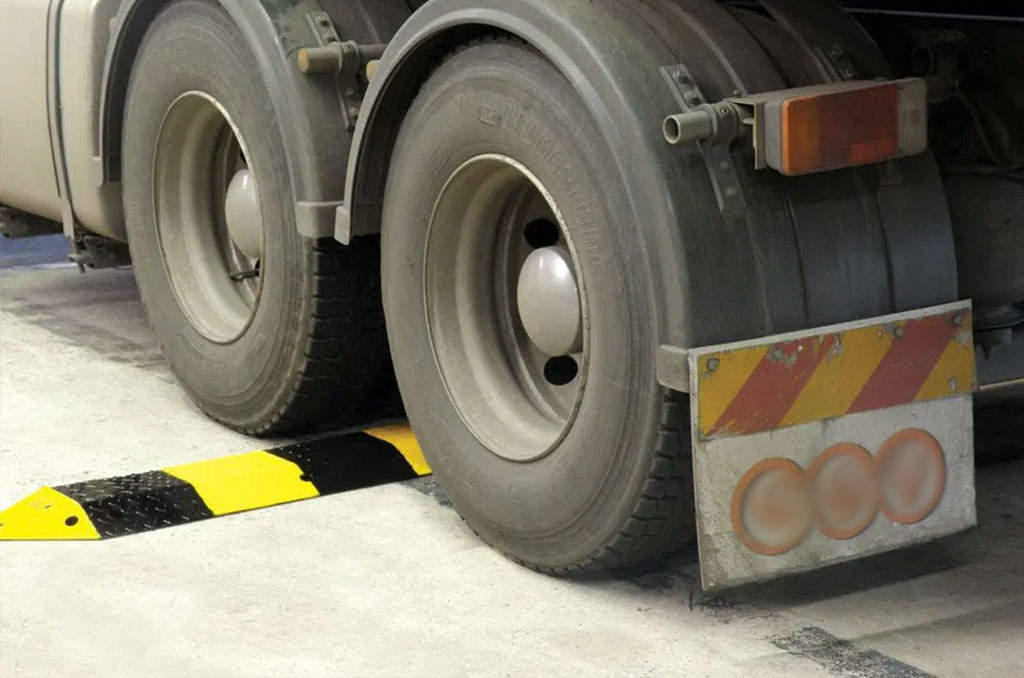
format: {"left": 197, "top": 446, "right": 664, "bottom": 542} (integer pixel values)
{"left": 660, "top": 64, "right": 748, "bottom": 217}
{"left": 300, "top": 11, "right": 362, "bottom": 131}
{"left": 305, "top": 10, "right": 342, "bottom": 50}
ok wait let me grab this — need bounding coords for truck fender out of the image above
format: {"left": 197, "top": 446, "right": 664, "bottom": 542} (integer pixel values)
{"left": 759, "top": 0, "right": 893, "bottom": 80}
{"left": 340, "top": 0, "right": 957, "bottom": 350}
{"left": 339, "top": 0, "right": 843, "bottom": 349}
{"left": 339, "top": 0, "right": 739, "bottom": 350}
{"left": 96, "top": 0, "right": 410, "bottom": 239}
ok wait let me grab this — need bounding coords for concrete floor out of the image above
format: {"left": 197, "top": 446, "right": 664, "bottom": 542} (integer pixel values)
{"left": 1, "top": 236, "right": 1022, "bottom": 677}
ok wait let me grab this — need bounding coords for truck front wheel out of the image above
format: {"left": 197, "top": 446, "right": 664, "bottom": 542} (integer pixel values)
{"left": 382, "top": 40, "right": 694, "bottom": 571}
{"left": 122, "top": 0, "right": 385, "bottom": 434}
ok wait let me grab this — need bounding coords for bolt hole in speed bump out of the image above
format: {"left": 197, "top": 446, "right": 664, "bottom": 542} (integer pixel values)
{"left": 0, "top": 424, "right": 430, "bottom": 541}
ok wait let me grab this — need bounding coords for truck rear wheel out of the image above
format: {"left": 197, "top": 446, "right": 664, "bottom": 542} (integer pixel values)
{"left": 122, "top": 0, "right": 385, "bottom": 434}
{"left": 382, "top": 41, "right": 694, "bottom": 572}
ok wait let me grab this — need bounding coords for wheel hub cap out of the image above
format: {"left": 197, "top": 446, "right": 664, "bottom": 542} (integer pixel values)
{"left": 517, "top": 247, "right": 582, "bottom": 357}
{"left": 224, "top": 168, "right": 263, "bottom": 260}
{"left": 152, "top": 91, "right": 263, "bottom": 343}
{"left": 424, "top": 154, "right": 588, "bottom": 461}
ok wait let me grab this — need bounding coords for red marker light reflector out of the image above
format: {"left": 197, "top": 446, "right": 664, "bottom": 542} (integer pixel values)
{"left": 765, "top": 79, "right": 927, "bottom": 176}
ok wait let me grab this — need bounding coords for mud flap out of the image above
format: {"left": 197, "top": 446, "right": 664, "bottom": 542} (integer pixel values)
{"left": 687, "top": 301, "right": 977, "bottom": 590}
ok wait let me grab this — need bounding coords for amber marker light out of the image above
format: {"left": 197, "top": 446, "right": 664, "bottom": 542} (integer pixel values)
{"left": 766, "top": 78, "right": 928, "bottom": 176}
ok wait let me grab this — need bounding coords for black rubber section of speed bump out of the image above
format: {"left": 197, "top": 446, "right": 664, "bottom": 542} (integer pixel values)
{"left": 56, "top": 471, "right": 214, "bottom": 539}
{"left": 0, "top": 424, "right": 429, "bottom": 541}
{"left": 269, "top": 435, "right": 418, "bottom": 494}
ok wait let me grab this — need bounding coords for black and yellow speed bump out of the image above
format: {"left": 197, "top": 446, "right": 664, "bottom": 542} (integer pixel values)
{"left": 0, "top": 423, "right": 430, "bottom": 541}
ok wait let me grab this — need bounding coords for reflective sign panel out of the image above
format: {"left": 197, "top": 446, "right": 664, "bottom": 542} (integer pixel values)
{"left": 689, "top": 301, "right": 976, "bottom": 590}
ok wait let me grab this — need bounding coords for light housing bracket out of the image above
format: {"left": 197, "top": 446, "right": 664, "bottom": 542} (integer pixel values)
{"left": 730, "top": 78, "right": 928, "bottom": 176}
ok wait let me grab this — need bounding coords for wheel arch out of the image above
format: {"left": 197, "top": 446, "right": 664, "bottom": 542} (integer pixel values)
{"left": 341, "top": 0, "right": 685, "bottom": 243}
{"left": 96, "top": 0, "right": 409, "bottom": 238}
{"left": 343, "top": 0, "right": 710, "bottom": 349}
{"left": 346, "top": 0, "right": 958, "bottom": 350}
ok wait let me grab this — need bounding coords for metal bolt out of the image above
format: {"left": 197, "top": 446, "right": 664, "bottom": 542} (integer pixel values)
{"left": 725, "top": 186, "right": 738, "bottom": 198}
{"left": 949, "top": 378, "right": 958, "bottom": 392}
{"left": 893, "top": 325, "right": 904, "bottom": 338}
{"left": 952, "top": 312, "right": 965, "bottom": 326}
{"left": 707, "top": 357, "right": 720, "bottom": 372}
{"left": 298, "top": 46, "right": 342, "bottom": 74}
{"left": 663, "top": 110, "right": 714, "bottom": 145}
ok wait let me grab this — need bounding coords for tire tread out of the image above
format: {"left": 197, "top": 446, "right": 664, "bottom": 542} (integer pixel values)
{"left": 393, "top": 37, "right": 696, "bottom": 573}
{"left": 231, "top": 238, "right": 387, "bottom": 435}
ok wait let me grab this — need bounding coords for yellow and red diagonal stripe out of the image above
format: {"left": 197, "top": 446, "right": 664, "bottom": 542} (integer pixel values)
{"left": 697, "top": 306, "right": 974, "bottom": 440}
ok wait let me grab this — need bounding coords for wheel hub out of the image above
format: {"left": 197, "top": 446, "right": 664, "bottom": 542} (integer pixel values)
{"left": 224, "top": 168, "right": 263, "bottom": 260}
{"left": 424, "top": 154, "right": 588, "bottom": 462}
{"left": 153, "top": 91, "right": 263, "bottom": 343}
{"left": 517, "top": 247, "right": 582, "bottom": 357}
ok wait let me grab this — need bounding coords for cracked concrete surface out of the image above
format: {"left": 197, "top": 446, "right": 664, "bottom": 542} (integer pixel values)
{"left": 1, "top": 236, "right": 1022, "bottom": 677}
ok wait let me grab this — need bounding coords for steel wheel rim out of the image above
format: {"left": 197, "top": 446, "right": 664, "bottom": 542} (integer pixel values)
{"left": 424, "top": 154, "right": 589, "bottom": 462}
{"left": 153, "top": 91, "right": 264, "bottom": 344}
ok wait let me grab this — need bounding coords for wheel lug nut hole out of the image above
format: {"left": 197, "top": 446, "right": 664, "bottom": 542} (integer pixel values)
{"left": 544, "top": 356, "right": 579, "bottom": 386}
{"left": 523, "top": 219, "right": 560, "bottom": 248}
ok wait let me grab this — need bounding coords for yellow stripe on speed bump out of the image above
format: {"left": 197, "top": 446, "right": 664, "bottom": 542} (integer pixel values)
{"left": 0, "top": 487, "right": 100, "bottom": 540}
{"left": 365, "top": 424, "right": 432, "bottom": 476}
{"left": 164, "top": 451, "right": 318, "bottom": 516}
{"left": 0, "top": 423, "right": 430, "bottom": 541}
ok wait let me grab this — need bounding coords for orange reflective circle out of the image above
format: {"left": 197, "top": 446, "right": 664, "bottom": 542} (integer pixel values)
{"left": 730, "top": 458, "right": 811, "bottom": 556}
{"left": 807, "top": 443, "right": 878, "bottom": 540}
{"left": 876, "top": 428, "right": 946, "bottom": 525}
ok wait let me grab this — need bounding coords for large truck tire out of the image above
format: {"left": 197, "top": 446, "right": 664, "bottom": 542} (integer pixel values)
{"left": 382, "top": 40, "right": 694, "bottom": 572}
{"left": 122, "top": 0, "right": 386, "bottom": 434}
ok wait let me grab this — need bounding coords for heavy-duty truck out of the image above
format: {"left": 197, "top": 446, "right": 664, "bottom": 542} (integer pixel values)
{"left": 1, "top": 0, "right": 1021, "bottom": 588}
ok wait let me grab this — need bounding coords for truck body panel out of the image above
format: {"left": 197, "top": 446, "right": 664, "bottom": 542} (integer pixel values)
{"left": 58, "top": 0, "right": 125, "bottom": 240}
{"left": 0, "top": 0, "right": 61, "bottom": 222}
